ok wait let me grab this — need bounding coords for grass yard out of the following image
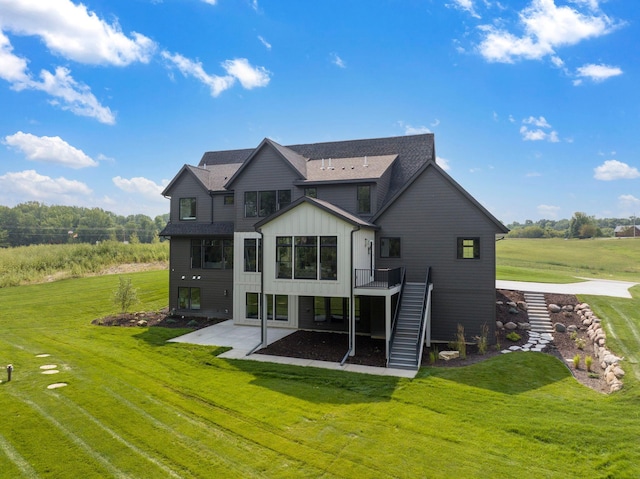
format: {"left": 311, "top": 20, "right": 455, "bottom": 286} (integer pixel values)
{"left": 497, "top": 237, "right": 640, "bottom": 283}
{"left": 1, "top": 270, "right": 640, "bottom": 477}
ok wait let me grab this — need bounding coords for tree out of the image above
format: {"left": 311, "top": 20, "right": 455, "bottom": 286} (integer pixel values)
{"left": 569, "top": 212, "right": 597, "bottom": 239}
{"left": 112, "top": 277, "right": 138, "bottom": 314}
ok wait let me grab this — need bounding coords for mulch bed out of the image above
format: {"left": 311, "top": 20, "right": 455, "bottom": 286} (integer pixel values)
{"left": 91, "top": 308, "right": 226, "bottom": 329}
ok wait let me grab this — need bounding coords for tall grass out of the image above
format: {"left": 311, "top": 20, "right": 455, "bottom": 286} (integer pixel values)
{"left": 0, "top": 241, "right": 168, "bottom": 288}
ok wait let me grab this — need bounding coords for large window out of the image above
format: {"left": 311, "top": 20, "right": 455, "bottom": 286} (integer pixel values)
{"left": 246, "top": 292, "right": 260, "bottom": 319}
{"left": 245, "top": 189, "right": 291, "bottom": 217}
{"left": 295, "top": 236, "right": 317, "bottom": 279}
{"left": 457, "top": 237, "right": 480, "bottom": 259}
{"left": 191, "top": 239, "right": 233, "bottom": 269}
{"left": 178, "top": 287, "right": 200, "bottom": 310}
{"left": 244, "top": 238, "right": 262, "bottom": 272}
{"left": 276, "top": 236, "right": 292, "bottom": 278}
{"left": 357, "top": 185, "right": 371, "bottom": 214}
{"left": 320, "top": 236, "right": 337, "bottom": 280}
{"left": 267, "top": 294, "right": 288, "bottom": 321}
{"left": 277, "top": 235, "right": 337, "bottom": 281}
{"left": 179, "top": 198, "right": 196, "bottom": 220}
{"left": 380, "top": 237, "right": 401, "bottom": 258}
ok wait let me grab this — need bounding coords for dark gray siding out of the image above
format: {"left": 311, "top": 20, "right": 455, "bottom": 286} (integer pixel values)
{"left": 212, "top": 193, "right": 235, "bottom": 222}
{"left": 168, "top": 237, "right": 234, "bottom": 319}
{"left": 168, "top": 173, "right": 212, "bottom": 223}
{"left": 375, "top": 166, "right": 499, "bottom": 343}
{"left": 231, "top": 148, "right": 303, "bottom": 232}
{"left": 314, "top": 182, "right": 377, "bottom": 219}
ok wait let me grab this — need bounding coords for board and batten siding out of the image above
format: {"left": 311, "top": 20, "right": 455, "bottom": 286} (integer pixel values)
{"left": 232, "top": 232, "right": 262, "bottom": 325}
{"left": 376, "top": 165, "right": 501, "bottom": 342}
{"left": 259, "top": 201, "right": 374, "bottom": 299}
{"left": 230, "top": 147, "right": 304, "bottom": 232}
{"left": 167, "top": 173, "right": 212, "bottom": 223}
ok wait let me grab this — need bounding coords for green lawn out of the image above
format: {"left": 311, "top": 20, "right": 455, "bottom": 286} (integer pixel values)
{"left": 497, "top": 237, "right": 640, "bottom": 282}
{"left": 1, "top": 270, "right": 639, "bottom": 477}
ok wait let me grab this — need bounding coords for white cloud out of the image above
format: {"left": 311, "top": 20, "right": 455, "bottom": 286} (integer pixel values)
{"left": 436, "top": 156, "right": 451, "bottom": 171}
{"left": 526, "top": 171, "right": 542, "bottom": 177}
{"left": 202, "top": 0, "right": 217, "bottom": 4}
{"left": 258, "top": 35, "right": 272, "bottom": 50}
{"left": 113, "top": 176, "right": 166, "bottom": 200}
{"left": 399, "top": 122, "right": 431, "bottom": 135}
{"left": 0, "top": 169, "right": 92, "bottom": 205}
{"left": 162, "top": 52, "right": 270, "bottom": 96}
{"left": 4, "top": 131, "right": 98, "bottom": 168}
{"left": 0, "top": 32, "right": 115, "bottom": 123}
{"left": 618, "top": 194, "right": 640, "bottom": 209}
{"left": 222, "top": 58, "right": 270, "bottom": 89}
{"left": 0, "top": 0, "right": 156, "bottom": 66}
{"left": 523, "top": 115, "right": 551, "bottom": 128}
{"left": 537, "top": 204, "right": 561, "bottom": 218}
{"left": 519, "top": 115, "right": 559, "bottom": 142}
{"left": 594, "top": 160, "right": 640, "bottom": 181}
{"left": 449, "top": 0, "right": 481, "bottom": 18}
{"left": 575, "top": 63, "right": 622, "bottom": 82}
{"left": 331, "top": 53, "right": 346, "bottom": 68}
{"left": 477, "top": 0, "right": 617, "bottom": 63}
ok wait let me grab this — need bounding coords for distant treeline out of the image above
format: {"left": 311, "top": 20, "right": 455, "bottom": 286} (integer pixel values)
{"left": 0, "top": 202, "right": 169, "bottom": 247}
{"left": 506, "top": 212, "right": 637, "bottom": 239}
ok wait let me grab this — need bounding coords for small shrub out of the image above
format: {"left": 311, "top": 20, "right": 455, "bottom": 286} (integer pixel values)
{"left": 573, "top": 354, "right": 580, "bottom": 369}
{"left": 506, "top": 332, "right": 521, "bottom": 342}
{"left": 112, "top": 276, "right": 138, "bottom": 313}
{"left": 429, "top": 347, "right": 439, "bottom": 364}
{"left": 456, "top": 324, "right": 466, "bottom": 359}
{"left": 187, "top": 319, "right": 199, "bottom": 328}
{"left": 585, "top": 355, "right": 593, "bottom": 372}
{"left": 569, "top": 331, "right": 578, "bottom": 341}
{"left": 575, "top": 338, "right": 585, "bottom": 350}
{"left": 475, "top": 323, "right": 489, "bottom": 355}
{"left": 495, "top": 331, "right": 501, "bottom": 351}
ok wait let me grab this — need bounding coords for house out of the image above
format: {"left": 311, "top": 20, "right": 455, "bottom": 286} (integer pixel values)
{"left": 160, "top": 134, "right": 508, "bottom": 369}
{"left": 614, "top": 225, "right": 639, "bottom": 238}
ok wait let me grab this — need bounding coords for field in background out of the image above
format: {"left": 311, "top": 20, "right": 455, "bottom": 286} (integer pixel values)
{"left": 0, "top": 241, "right": 168, "bottom": 288}
{"left": 497, "top": 238, "right": 640, "bottom": 283}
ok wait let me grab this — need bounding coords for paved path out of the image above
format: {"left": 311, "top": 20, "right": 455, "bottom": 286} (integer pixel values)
{"left": 496, "top": 278, "right": 638, "bottom": 299}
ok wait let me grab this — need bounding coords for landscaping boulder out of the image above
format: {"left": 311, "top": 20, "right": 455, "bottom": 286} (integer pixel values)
{"left": 548, "top": 304, "right": 562, "bottom": 313}
{"left": 439, "top": 351, "right": 459, "bottom": 361}
{"left": 504, "top": 322, "right": 517, "bottom": 330}
{"left": 554, "top": 322, "right": 566, "bottom": 333}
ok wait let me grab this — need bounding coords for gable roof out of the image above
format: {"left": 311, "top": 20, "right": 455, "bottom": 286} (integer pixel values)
{"left": 302, "top": 154, "right": 397, "bottom": 182}
{"left": 372, "top": 159, "right": 509, "bottom": 234}
{"left": 254, "top": 196, "right": 378, "bottom": 230}
{"left": 223, "top": 138, "right": 308, "bottom": 189}
{"left": 161, "top": 164, "right": 210, "bottom": 197}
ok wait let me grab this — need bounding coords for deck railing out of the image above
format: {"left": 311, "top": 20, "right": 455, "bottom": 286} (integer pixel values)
{"left": 354, "top": 267, "right": 403, "bottom": 289}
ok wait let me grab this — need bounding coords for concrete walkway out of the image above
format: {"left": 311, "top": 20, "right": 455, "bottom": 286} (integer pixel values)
{"left": 496, "top": 278, "right": 638, "bottom": 299}
{"left": 169, "top": 320, "right": 417, "bottom": 378}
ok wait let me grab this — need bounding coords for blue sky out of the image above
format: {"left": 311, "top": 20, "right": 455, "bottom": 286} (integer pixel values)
{"left": 0, "top": 0, "right": 638, "bottom": 223}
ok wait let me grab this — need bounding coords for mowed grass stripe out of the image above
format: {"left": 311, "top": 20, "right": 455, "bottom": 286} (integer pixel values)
{"left": 0, "top": 432, "right": 40, "bottom": 479}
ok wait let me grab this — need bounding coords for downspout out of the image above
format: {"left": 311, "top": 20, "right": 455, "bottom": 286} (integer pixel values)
{"left": 341, "top": 225, "right": 360, "bottom": 365}
{"left": 247, "top": 229, "right": 265, "bottom": 356}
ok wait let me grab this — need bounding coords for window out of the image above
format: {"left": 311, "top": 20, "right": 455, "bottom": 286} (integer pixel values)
{"left": 313, "top": 297, "right": 348, "bottom": 323}
{"left": 244, "top": 238, "right": 262, "bottom": 272}
{"left": 244, "top": 192, "right": 257, "bottom": 217}
{"left": 357, "top": 185, "right": 371, "bottom": 214}
{"left": 320, "top": 236, "right": 337, "bottom": 280}
{"left": 179, "top": 198, "right": 196, "bottom": 220}
{"left": 267, "top": 294, "right": 288, "bottom": 321}
{"left": 276, "top": 236, "right": 292, "bottom": 278}
{"left": 245, "top": 190, "right": 292, "bottom": 217}
{"left": 246, "top": 292, "right": 260, "bottom": 319}
{"left": 178, "top": 287, "right": 200, "bottom": 310}
{"left": 304, "top": 187, "right": 317, "bottom": 198}
{"left": 191, "top": 238, "right": 233, "bottom": 269}
{"left": 295, "top": 236, "right": 317, "bottom": 279}
{"left": 380, "top": 237, "right": 401, "bottom": 258}
{"left": 457, "top": 237, "right": 480, "bottom": 259}
{"left": 224, "top": 195, "right": 234, "bottom": 205}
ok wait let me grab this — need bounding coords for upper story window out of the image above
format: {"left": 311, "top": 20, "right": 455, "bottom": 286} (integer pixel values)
{"left": 179, "top": 198, "right": 196, "bottom": 220}
{"left": 244, "top": 238, "right": 262, "bottom": 272}
{"left": 380, "top": 237, "right": 401, "bottom": 258}
{"left": 224, "top": 195, "right": 234, "bottom": 205}
{"left": 304, "top": 187, "right": 317, "bottom": 198}
{"left": 191, "top": 239, "right": 233, "bottom": 269}
{"left": 457, "top": 237, "right": 480, "bottom": 259}
{"left": 245, "top": 190, "right": 291, "bottom": 217}
{"left": 357, "top": 185, "right": 371, "bottom": 214}
{"left": 276, "top": 235, "right": 337, "bottom": 281}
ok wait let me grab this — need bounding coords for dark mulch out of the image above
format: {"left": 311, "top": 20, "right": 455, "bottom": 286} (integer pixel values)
{"left": 91, "top": 308, "right": 226, "bottom": 329}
